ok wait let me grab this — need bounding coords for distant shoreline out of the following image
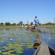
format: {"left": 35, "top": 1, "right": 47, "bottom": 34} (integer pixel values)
{"left": 0, "top": 24, "right": 55, "bottom": 29}
{"left": 0, "top": 25, "right": 21, "bottom": 29}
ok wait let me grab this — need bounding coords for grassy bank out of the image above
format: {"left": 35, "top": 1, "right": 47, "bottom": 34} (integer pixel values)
{"left": 38, "top": 24, "right": 55, "bottom": 34}
{"left": 0, "top": 24, "right": 55, "bottom": 29}
{"left": 39, "top": 24, "right": 55, "bottom": 28}
{"left": 0, "top": 25, "right": 22, "bottom": 29}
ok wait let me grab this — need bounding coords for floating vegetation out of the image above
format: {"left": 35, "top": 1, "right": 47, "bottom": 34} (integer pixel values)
{"left": 9, "top": 33, "right": 16, "bottom": 38}
{"left": 0, "top": 28, "right": 41, "bottom": 55}
{"left": 0, "top": 43, "right": 24, "bottom": 55}
{"left": 0, "top": 32, "right": 4, "bottom": 35}
{"left": 26, "top": 43, "right": 33, "bottom": 48}
{"left": 0, "top": 37, "right": 4, "bottom": 41}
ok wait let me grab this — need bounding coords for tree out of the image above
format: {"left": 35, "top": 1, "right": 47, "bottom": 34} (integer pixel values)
{"left": 5, "top": 22, "right": 11, "bottom": 26}
{"left": 12, "top": 23, "right": 16, "bottom": 26}
{"left": 0, "top": 23, "right": 4, "bottom": 26}
{"left": 17, "top": 23, "right": 20, "bottom": 26}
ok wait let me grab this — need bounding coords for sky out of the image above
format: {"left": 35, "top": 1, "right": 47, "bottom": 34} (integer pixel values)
{"left": 0, "top": 0, "right": 55, "bottom": 24}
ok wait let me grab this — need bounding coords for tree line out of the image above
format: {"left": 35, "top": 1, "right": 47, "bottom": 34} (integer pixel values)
{"left": 0, "top": 21, "right": 34, "bottom": 26}
{"left": 0, "top": 22, "right": 55, "bottom": 26}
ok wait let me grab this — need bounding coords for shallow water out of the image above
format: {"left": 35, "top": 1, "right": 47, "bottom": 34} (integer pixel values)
{"left": 0, "top": 28, "right": 37, "bottom": 55}
{"left": 0, "top": 28, "right": 55, "bottom": 55}
{"left": 40, "top": 29, "right": 55, "bottom": 50}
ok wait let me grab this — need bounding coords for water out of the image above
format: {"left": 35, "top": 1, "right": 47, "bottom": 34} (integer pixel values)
{"left": 0, "top": 28, "right": 37, "bottom": 55}
{"left": 40, "top": 28, "right": 55, "bottom": 50}
{"left": 0, "top": 28, "right": 55, "bottom": 55}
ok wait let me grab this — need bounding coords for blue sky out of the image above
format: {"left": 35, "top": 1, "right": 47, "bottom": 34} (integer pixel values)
{"left": 0, "top": 0, "right": 55, "bottom": 24}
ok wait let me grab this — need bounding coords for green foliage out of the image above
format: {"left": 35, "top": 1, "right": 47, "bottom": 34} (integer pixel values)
{"left": 5, "top": 22, "right": 11, "bottom": 26}
{"left": 0, "top": 23, "right": 4, "bottom": 26}
{"left": 9, "top": 33, "right": 16, "bottom": 38}
{"left": 0, "top": 37, "right": 3, "bottom": 41}
{"left": 12, "top": 23, "right": 16, "bottom": 26}
{"left": 0, "top": 32, "right": 4, "bottom": 35}
{"left": 17, "top": 23, "right": 20, "bottom": 26}
{"left": 0, "top": 43, "right": 24, "bottom": 55}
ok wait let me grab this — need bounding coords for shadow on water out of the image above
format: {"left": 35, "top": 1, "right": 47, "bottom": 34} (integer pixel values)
{"left": 49, "top": 47, "right": 55, "bottom": 55}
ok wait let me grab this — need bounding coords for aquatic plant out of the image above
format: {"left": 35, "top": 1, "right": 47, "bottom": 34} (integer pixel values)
{"left": 7, "top": 43, "right": 23, "bottom": 53}
{"left": 9, "top": 33, "right": 16, "bottom": 38}
{"left": 27, "top": 43, "right": 33, "bottom": 48}
{"left": 0, "top": 43, "right": 24, "bottom": 55}
{"left": 0, "top": 32, "right": 4, "bottom": 35}
{"left": 0, "top": 37, "right": 3, "bottom": 41}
